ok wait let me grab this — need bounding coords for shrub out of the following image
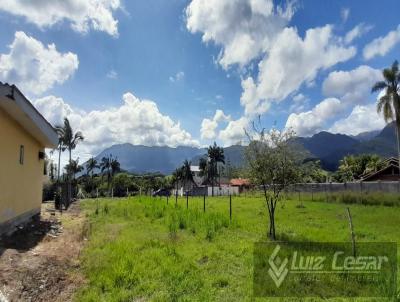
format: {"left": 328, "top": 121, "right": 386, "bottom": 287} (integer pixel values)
{"left": 42, "top": 182, "right": 56, "bottom": 201}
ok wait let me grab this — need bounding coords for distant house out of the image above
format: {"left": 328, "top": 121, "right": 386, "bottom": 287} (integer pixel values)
{"left": 230, "top": 178, "right": 251, "bottom": 193}
{"left": 361, "top": 157, "right": 400, "bottom": 181}
{"left": 0, "top": 83, "right": 58, "bottom": 236}
{"left": 173, "top": 166, "right": 240, "bottom": 196}
{"left": 190, "top": 165, "right": 203, "bottom": 187}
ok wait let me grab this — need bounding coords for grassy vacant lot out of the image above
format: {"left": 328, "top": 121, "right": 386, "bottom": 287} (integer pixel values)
{"left": 76, "top": 194, "right": 400, "bottom": 301}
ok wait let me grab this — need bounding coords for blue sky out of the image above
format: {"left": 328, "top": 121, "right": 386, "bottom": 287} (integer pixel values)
{"left": 0, "top": 0, "right": 399, "bottom": 162}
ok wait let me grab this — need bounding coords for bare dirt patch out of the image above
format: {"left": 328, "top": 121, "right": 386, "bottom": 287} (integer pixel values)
{"left": 0, "top": 201, "right": 87, "bottom": 302}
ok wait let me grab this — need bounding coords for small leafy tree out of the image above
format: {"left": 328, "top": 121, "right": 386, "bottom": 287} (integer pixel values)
{"left": 112, "top": 173, "right": 138, "bottom": 197}
{"left": 245, "top": 125, "right": 300, "bottom": 240}
{"left": 299, "top": 159, "right": 327, "bottom": 183}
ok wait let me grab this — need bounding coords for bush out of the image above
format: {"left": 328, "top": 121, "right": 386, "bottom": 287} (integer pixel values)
{"left": 42, "top": 182, "right": 56, "bottom": 201}
{"left": 112, "top": 173, "right": 139, "bottom": 197}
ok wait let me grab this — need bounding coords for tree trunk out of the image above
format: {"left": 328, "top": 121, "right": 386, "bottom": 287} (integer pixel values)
{"left": 269, "top": 207, "right": 276, "bottom": 240}
{"left": 57, "top": 145, "right": 61, "bottom": 181}
{"left": 395, "top": 125, "right": 400, "bottom": 174}
{"left": 57, "top": 145, "right": 62, "bottom": 212}
{"left": 68, "top": 149, "right": 72, "bottom": 208}
{"left": 394, "top": 94, "right": 400, "bottom": 174}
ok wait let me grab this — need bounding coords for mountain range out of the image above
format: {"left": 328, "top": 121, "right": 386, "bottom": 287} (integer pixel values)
{"left": 92, "top": 122, "right": 398, "bottom": 174}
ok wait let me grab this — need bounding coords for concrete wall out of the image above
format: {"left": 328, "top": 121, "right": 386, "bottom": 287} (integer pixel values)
{"left": 0, "top": 107, "right": 44, "bottom": 232}
{"left": 207, "top": 186, "right": 239, "bottom": 196}
{"left": 288, "top": 181, "right": 400, "bottom": 194}
{"left": 172, "top": 186, "right": 240, "bottom": 197}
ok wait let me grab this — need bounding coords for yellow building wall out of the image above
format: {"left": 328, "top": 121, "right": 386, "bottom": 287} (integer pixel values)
{"left": 0, "top": 107, "right": 44, "bottom": 225}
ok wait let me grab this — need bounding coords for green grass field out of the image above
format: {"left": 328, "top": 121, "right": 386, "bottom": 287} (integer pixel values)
{"left": 76, "top": 194, "right": 400, "bottom": 301}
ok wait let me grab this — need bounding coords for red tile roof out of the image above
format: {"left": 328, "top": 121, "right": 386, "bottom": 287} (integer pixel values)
{"left": 230, "top": 178, "right": 250, "bottom": 186}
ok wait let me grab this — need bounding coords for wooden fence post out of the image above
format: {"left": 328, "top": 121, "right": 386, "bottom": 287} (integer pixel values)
{"left": 325, "top": 184, "right": 328, "bottom": 202}
{"left": 186, "top": 194, "right": 188, "bottom": 209}
{"left": 311, "top": 185, "right": 313, "bottom": 201}
{"left": 167, "top": 195, "right": 169, "bottom": 205}
{"left": 203, "top": 194, "right": 206, "bottom": 213}
{"left": 229, "top": 194, "right": 232, "bottom": 221}
{"left": 346, "top": 207, "right": 356, "bottom": 257}
{"left": 175, "top": 191, "right": 178, "bottom": 206}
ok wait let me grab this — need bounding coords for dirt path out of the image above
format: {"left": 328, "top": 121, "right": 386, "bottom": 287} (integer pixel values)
{"left": 0, "top": 202, "right": 87, "bottom": 302}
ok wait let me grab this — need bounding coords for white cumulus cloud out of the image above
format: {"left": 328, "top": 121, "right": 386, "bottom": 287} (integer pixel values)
{"left": 34, "top": 93, "right": 199, "bottom": 158}
{"left": 169, "top": 71, "right": 185, "bottom": 83}
{"left": 322, "top": 65, "right": 381, "bottom": 105}
{"left": 363, "top": 25, "right": 400, "bottom": 60}
{"left": 344, "top": 23, "right": 373, "bottom": 44}
{"left": 186, "top": 1, "right": 357, "bottom": 143}
{"left": 185, "top": 0, "right": 295, "bottom": 69}
{"left": 200, "top": 109, "right": 231, "bottom": 140}
{"left": 329, "top": 103, "right": 385, "bottom": 135}
{"left": 241, "top": 25, "right": 356, "bottom": 116}
{"left": 0, "top": 31, "right": 79, "bottom": 95}
{"left": 218, "top": 117, "right": 248, "bottom": 146}
{"left": 0, "top": 0, "right": 121, "bottom": 36}
{"left": 285, "top": 98, "right": 343, "bottom": 136}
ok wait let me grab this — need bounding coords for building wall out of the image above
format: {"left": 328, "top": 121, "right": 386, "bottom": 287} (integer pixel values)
{"left": 0, "top": 107, "right": 44, "bottom": 230}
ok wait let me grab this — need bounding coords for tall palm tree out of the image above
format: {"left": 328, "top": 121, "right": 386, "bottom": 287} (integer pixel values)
{"left": 65, "top": 158, "right": 83, "bottom": 180}
{"left": 58, "top": 118, "right": 84, "bottom": 203}
{"left": 372, "top": 60, "right": 400, "bottom": 167}
{"left": 86, "top": 157, "right": 99, "bottom": 179}
{"left": 54, "top": 125, "right": 66, "bottom": 183}
{"left": 110, "top": 157, "right": 121, "bottom": 178}
{"left": 181, "top": 160, "right": 194, "bottom": 193}
{"left": 100, "top": 155, "right": 112, "bottom": 193}
{"left": 100, "top": 155, "right": 120, "bottom": 194}
{"left": 199, "top": 157, "right": 211, "bottom": 184}
{"left": 60, "top": 118, "right": 84, "bottom": 167}
{"left": 172, "top": 167, "right": 184, "bottom": 196}
{"left": 207, "top": 142, "right": 225, "bottom": 196}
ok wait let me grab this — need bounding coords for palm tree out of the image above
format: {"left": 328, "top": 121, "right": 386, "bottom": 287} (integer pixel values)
{"left": 65, "top": 158, "right": 83, "bottom": 180}
{"left": 372, "top": 60, "right": 400, "bottom": 167}
{"left": 110, "top": 157, "right": 121, "bottom": 178}
{"left": 172, "top": 167, "right": 183, "bottom": 197}
{"left": 181, "top": 160, "right": 194, "bottom": 193}
{"left": 100, "top": 155, "right": 120, "bottom": 194}
{"left": 60, "top": 118, "right": 84, "bottom": 167}
{"left": 54, "top": 125, "right": 66, "bottom": 183}
{"left": 86, "top": 157, "right": 99, "bottom": 179}
{"left": 206, "top": 142, "right": 225, "bottom": 196}
{"left": 100, "top": 155, "right": 112, "bottom": 193}
{"left": 199, "top": 157, "right": 211, "bottom": 184}
{"left": 58, "top": 118, "right": 84, "bottom": 203}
